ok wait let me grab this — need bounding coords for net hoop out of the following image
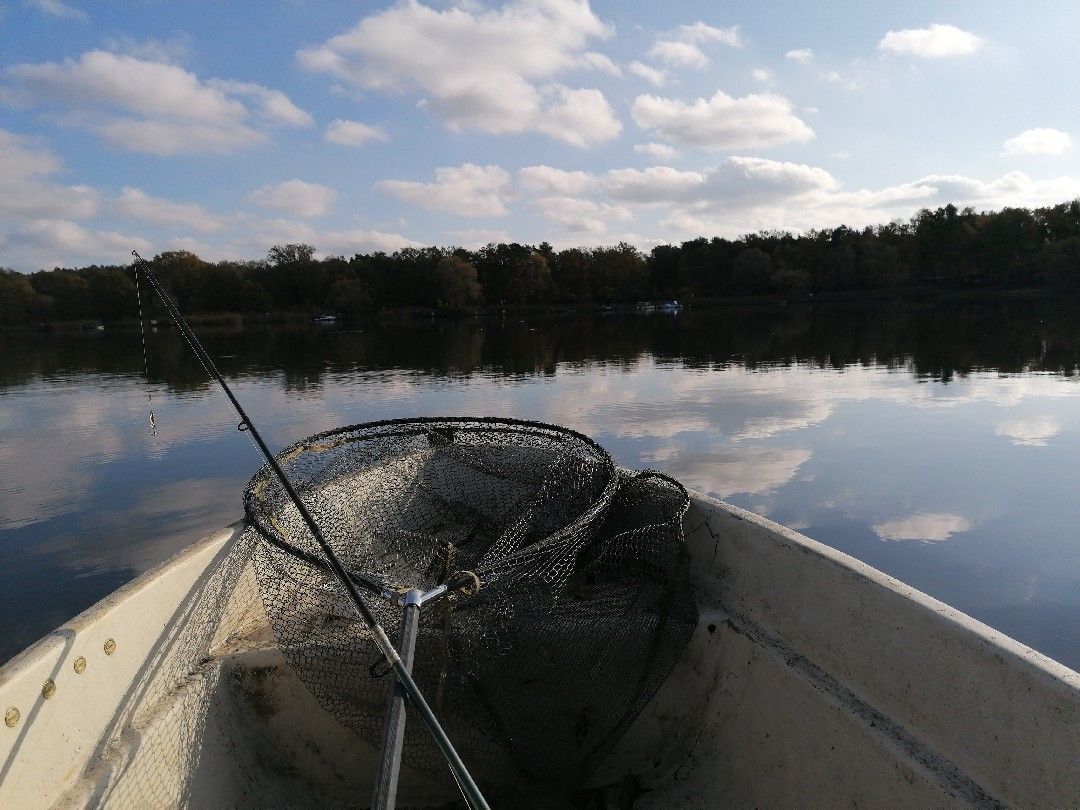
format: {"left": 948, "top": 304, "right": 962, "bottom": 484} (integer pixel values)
{"left": 244, "top": 416, "right": 621, "bottom": 588}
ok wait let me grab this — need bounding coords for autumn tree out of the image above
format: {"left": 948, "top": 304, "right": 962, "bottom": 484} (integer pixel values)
{"left": 436, "top": 255, "right": 481, "bottom": 308}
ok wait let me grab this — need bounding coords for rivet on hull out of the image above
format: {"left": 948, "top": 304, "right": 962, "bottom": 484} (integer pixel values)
{"left": 42, "top": 680, "right": 56, "bottom": 699}
{"left": 104, "top": 639, "right": 117, "bottom": 655}
{"left": 4, "top": 707, "right": 19, "bottom": 728}
{"left": 74, "top": 656, "right": 87, "bottom": 674}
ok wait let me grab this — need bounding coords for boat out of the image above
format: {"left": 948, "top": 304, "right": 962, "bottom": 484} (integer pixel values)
{"left": 312, "top": 314, "right": 338, "bottom": 324}
{"left": 3, "top": 492, "right": 1077, "bottom": 808}
{"left": 659, "top": 300, "right": 681, "bottom": 312}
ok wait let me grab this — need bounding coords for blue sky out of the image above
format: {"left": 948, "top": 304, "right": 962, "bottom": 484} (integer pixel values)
{"left": 4, "top": 0, "right": 1080, "bottom": 270}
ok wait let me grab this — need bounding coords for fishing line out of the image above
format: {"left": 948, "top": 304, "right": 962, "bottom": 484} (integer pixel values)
{"left": 132, "top": 260, "right": 157, "bottom": 436}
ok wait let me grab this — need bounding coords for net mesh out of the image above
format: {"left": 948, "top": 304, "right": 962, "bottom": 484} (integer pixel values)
{"left": 244, "top": 416, "right": 696, "bottom": 796}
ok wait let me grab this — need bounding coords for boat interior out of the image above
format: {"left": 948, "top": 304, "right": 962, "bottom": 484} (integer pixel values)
{"left": 2, "top": 496, "right": 1079, "bottom": 808}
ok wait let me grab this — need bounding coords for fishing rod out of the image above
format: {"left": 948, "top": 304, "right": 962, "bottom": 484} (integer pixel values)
{"left": 130, "top": 251, "right": 490, "bottom": 810}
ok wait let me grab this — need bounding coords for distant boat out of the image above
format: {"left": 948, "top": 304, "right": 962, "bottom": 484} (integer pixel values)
{"left": 659, "top": 300, "right": 682, "bottom": 311}
{"left": 312, "top": 314, "right": 338, "bottom": 324}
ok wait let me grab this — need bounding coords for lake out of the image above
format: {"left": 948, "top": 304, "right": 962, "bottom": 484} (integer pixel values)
{"left": 3, "top": 300, "right": 1080, "bottom": 669}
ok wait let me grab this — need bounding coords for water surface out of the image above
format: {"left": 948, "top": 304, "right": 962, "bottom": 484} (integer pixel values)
{"left": 3, "top": 302, "right": 1080, "bottom": 668}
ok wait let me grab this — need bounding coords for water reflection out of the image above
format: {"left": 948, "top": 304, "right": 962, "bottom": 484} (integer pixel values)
{"left": 995, "top": 417, "right": 1062, "bottom": 447}
{"left": 2, "top": 301, "right": 1080, "bottom": 668}
{"left": 873, "top": 513, "right": 973, "bottom": 543}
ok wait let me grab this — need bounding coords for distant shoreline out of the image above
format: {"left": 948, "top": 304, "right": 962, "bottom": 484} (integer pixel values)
{"left": 1, "top": 284, "right": 1060, "bottom": 333}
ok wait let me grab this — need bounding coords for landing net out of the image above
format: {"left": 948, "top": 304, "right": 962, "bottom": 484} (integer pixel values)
{"left": 244, "top": 416, "right": 696, "bottom": 795}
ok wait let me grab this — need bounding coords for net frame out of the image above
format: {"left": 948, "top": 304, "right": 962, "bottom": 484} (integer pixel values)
{"left": 243, "top": 416, "right": 695, "bottom": 798}
{"left": 244, "top": 416, "right": 622, "bottom": 596}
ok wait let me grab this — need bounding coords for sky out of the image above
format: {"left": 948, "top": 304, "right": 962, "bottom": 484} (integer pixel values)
{"left": 4, "top": 0, "right": 1080, "bottom": 271}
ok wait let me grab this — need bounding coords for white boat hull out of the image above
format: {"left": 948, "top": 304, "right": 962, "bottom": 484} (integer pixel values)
{"left": 2, "top": 494, "right": 1078, "bottom": 807}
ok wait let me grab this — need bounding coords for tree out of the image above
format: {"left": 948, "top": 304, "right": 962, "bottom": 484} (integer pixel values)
{"left": 732, "top": 247, "right": 772, "bottom": 293}
{"left": 329, "top": 278, "right": 371, "bottom": 314}
{"left": 0, "top": 270, "right": 40, "bottom": 324}
{"left": 28, "top": 269, "right": 89, "bottom": 321}
{"left": 267, "top": 243, "right": 316, "bottom": 267}
{"left": 436, "top": 255, "right": 481, "bottom": 308}
{"left": 508, "top": 252, "right": 552, "bottom": 303}
{"left": 265, "top": 243, "right": 319, "bottom": 309}
{"left": 85, "top": 267, "right": 136, "bottom": 321}
{"left": 1044, "top": 237, "right": 1080, "bottom": 290}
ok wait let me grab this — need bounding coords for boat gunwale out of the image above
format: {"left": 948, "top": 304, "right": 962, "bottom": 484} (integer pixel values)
{"left": 689, "top": 495, "right": 1080, "bottom": 691}
{"left": 0, "top": 520, "right": 247, "bottom": 683}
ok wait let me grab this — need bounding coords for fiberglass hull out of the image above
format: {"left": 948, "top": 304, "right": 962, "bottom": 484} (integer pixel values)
{"left": 1, "top": 493, "right": 1078, "bottom": 808}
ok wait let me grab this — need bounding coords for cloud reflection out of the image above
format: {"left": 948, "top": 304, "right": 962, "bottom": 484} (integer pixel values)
{"left": 873, "top": 512, "right": 972, "bottom": 543}
{"left": 648, "top": 446, "right": 813, "bottom": 498}
{"left": 995, "top": 417, "right": 1061, "bottom": 447}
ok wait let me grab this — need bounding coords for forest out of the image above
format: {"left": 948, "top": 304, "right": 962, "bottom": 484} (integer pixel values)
{"left": 4, "top": 199, "right": 1080, "bottom": 325}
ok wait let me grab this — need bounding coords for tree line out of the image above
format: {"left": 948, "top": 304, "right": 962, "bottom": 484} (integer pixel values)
{"left": 4, "top": 200, "right": 1080, "bottom": 325}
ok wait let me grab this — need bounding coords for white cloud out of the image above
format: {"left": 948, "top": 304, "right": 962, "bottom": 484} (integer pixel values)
{"left": 1, "top": 219, "right": 150, "bottom": 270}
{"left": 706, "top": 156, "right": 837, "bottom": 200}
{"left": 995, "top": 417, "right": 1061, "bottom": 447}
{"left": 248, "top": 179, "right": 337, "bottom": 218}
{"left": 518, "top": 165, "right": 593, "bottom": 195}
{"left": 605, "top": 157, "right": 835, "bottom": 207}
{"left": 444, "top": 228, "right": 513, "bottom": 248}
{"left": 376, "top": 163, "right": 511, "bottom": 217}
{"left": 603, "top": 165, "right": 706, "bottom": 203}
{"left": 3, "top": 51, "right": 311, "bottom": 155}
{"left": 532, "top": 195, "right": 631, "bottom": 233}
{"left": 26, "top": 0, "right": 86, "bottom": 20}
{"left": 114, "top": 187, "right": 224, "bottom": 232}
{"left": 878, "top": 24, "right": 984, "bottom": 59}
{"left": 891, "top": 171, "right": 1080, "bottom": 210}
{"left": 0, "top": 180, "right": 98, "bottom": 222}
{"left": 821, "top": 63, "right": 867, "bottom": 91}
{"left": 318, "top": 229, "right": 420, "bottom": 255}
{"left": 1003, "top": 128, "right": 1072, "bottom": 156}
{"left": 297, "top": 0, "right": 620, "bottom": 147}
{"left": 516, "top": 151, "right": 1080, "bottom": 242}
{"left": 0, "top": 129, "right": 99, "bottom": 221}
{"left": 631, "top": 90, "right": 814, "bottom": 149}
{"left": 874, "top": 512, "right": 972, "bottom": 543}
{"left": 628, "top": 61, "right": 668, "bottom": 87}
{"left": 102, "top": 34, "right": 192, "bottom": 64}
{"left": 0, "top": 129, "right": 61, "bottom": 179}
{"left": 648, "top": 40, "right": 709, "bottom": 70}
{"left": 658, "top": 168, "right": 1080, "bottom": 238}
{"left": 786, "top": 48, "right": 814, "bottom": 64}
{"left": 752, "top": 67, "right": 773, "bottom": 84}
{"left": 220, "top": 218, "right": 420, "bottom": 259}
{"left": 207, "top": 79, "right": 314, "bottom": 127}
{"left": 579, "top": 51, "right": 621, "bottom": 76}
{"left": 634, "top": 142, "right": 680, "bottom": 162}
{"left": 645, "top": 21, "right": 741, "bottom": 72}
{"left": 673, "top": 22, "right": 741, "bottom": 47}
{"left": 93, "top": 119, "right": 264, "bottom": 156}
{"left": 325, "top": 118, "right": 388, "bottom": 146}
{"left": 533, "top": 85, "right": 621, "bottom": 147}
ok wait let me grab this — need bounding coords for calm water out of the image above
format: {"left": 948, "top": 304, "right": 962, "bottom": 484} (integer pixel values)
{"left": 3, "top": 302, "right": 1080, "bottom": 668}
